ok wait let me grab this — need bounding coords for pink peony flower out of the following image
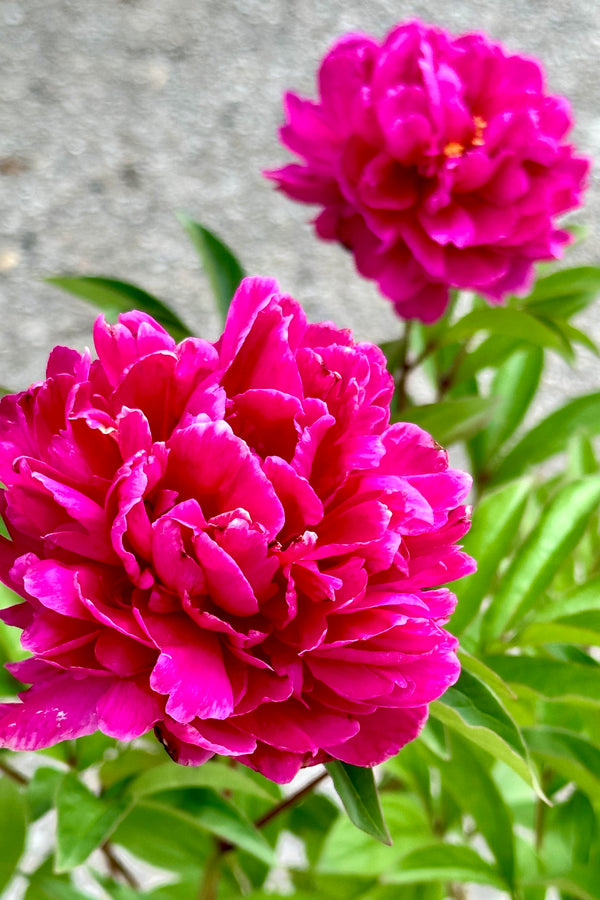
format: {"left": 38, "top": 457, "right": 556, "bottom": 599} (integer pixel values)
{"left": 0, "top": 278, "right": 473, "bottom": 782}
{"left": 266, "top": 20, "right": 590, "bottom": 323}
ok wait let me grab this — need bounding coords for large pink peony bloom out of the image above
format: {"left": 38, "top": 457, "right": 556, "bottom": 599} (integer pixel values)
{"left": 266, "top": 20, "right": 589, "bottom": 323}
{"left": 0, "top": 278, "right": 473, "bottom": 781}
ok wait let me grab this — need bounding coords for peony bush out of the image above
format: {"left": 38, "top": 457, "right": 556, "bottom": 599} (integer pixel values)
{"left": 1, "top": 16, "right": 600, "bottom": 900}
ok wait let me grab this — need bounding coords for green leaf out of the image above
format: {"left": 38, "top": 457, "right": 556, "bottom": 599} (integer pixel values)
{"left": 524, "top": 727, "right": 600, "bottom": 800}
{"left": 523, "top": 265, "right": 600, "bottom": 318}
{"left": 535, "top": 575, "right": 600, "bottom": 623}
{"left": 443, "top": 732, "right": 515, "bottom": 886}
{"left": 326, "top": 762, "right": 392, "bottom": 845}
{"left": 27, "top": 766, "right": 63, "bottom": 820}
{"left": 25, "top": 879, "right": 97, "bottom": 900}
{"left": 525, "top": 868, "right": 600, "bottom": 900}
{"left": 513, "top": 616, "right": 600, "bottom": 647}
{"left": 450, "top": 478, "right": 531, "bottom": 636}
{"left": 379, "top": 338, "right": 407, "bottom": 373}
{"left": 568, "top": 431, "right": 598, "bottom": 478}
{"left": 431, "top": 669, "right": 541, "bottom": 794}
{"left": 130, "top": 760, "right": 273, "bottom": 801}
{"left": 479, "top": 345, "right": 544, "bottom": 463}
{"left": 440, "top": 307, "right": 571, "bottom": 356}
{"left": 453, "top": 335, "right": 523, "bottom": 384}
{"left": 490, "top": 392, "right": 600, "bottom": 485}
{"left": 177, "top": 211, "right": 245, "bottom": 322}
{"left": 0, "top": 775, "right": 26, "bottom": 894}
{"left": 72, "top": 732, "right": 116, "bottom": 770}
{"left": 0, "top": 585, "right": 26, "bottom": 695}
{"left": 138, "top": 793, "right": 274, "bottom": 865}
{"left": 541, "top": 790, "right": 597, "bottom": 871}
{"left": 486, "top": 655, "right": 600, "bottom": 705}
{"left": 458, "top": 651, "right": 517, "bottom": 705}
{"left": 546, "top": 318, "right": 599, "bottom": 355}
{"left": 99, "top": 745, "right": 164, "bottom": 789}
{"left": 111, "top": 802, "right": 210, "bottom": 874}
{"left": 383, "top": 844, "right": 508, "bottom": 889}
{"left": 55, "top": 772, "right": 131, "bottom": 871}
{"left": 396, "top": 396, "right": 497, "bottom": 445}
{"left": 480, "top": 476, "right": 600, "bottom": 641}
{"left": 318, "top": 794, "right": 429, "bottom": 876}
{"left": 46, "top": 276, "right": 191, "bottom": 341}
{"left": 287, "top": 793, "right": 340, "bottom": 867}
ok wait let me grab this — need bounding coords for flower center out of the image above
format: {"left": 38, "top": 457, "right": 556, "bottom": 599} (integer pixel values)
{"left": 443, "top": 116, "right": 487, "bottom": 159}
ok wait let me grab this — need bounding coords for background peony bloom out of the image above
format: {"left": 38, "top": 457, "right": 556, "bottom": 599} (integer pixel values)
{"left": 0, "top": 278, "right": 473, "bottom": 782}
{"left": 265, "top": 20, "right": 590, "bottom": 323}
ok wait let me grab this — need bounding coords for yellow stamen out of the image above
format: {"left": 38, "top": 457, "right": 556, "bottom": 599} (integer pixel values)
{"left": 472, "top": 115, "right": 487, "bottom": 147}
{"left": 443, "top": 142, "right": 464, "bottom": 158}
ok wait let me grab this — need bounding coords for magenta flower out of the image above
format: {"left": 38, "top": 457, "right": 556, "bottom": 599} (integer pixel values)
{"left": 266, "top": 20, "right": 589, "bottom": 323}
{"left": 0, "top": 278, "right": 473, "bottom": 781}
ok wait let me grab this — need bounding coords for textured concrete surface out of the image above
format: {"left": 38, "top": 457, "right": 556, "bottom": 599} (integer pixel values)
{"left": 1, "top": 0, "right": 600, "bottom": 407}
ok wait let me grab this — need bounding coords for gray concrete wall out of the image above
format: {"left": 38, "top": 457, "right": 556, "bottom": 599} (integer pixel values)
{"left": 1, "top": 0, "right": 599, "bottom": 406}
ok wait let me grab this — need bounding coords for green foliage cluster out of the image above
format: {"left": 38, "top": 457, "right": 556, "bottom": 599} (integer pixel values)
{"left": 1, "top": 218, "right": 600, "bottom": 900}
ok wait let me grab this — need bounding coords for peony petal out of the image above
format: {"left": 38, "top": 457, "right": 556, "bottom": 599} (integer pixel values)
{"left": 147, "top": 615, "right": 234, "bottom": 724}
{"left": 326, "top": 705, "right": 428, "bottom": 766}
{"left": 0, "top": 673, "right": 108, "bottom": 751}
{"left": 97, "top": 678, "right": 162, "bottom": 740}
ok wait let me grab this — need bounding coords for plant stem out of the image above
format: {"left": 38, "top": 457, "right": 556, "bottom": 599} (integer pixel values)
{"left": 0, "top": 756, "right": 28, "bottom": 785}
{"left": 198, "top": 767, "right": 329, "bottom": 899}
{"left": 437, "top": 342, "right": 469, "bottom": 400}
{"left": 102, "top": 842, "right": 140, "bottom": 891}
{"left": 255, "top": 770, "right": 328, "bottom": 830}
{"left": 197, "top": 847, "right": 222, "bottom": 900}
{"left": 394, "top": 321, "right": 413, "bottom": 412}
{"left": 534, "top": 768, "right": 553, "bottom": 853}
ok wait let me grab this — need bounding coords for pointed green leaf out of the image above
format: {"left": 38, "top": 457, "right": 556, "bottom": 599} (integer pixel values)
{"left": 99, "top": 746, "right": 164, "bottom": 789}
{"left": 110, "top": 802, "right": 210, "bottom": 874}
{"left": 139, "top": 794, "right": 274, "bottom": 865}
{"left": 523, "top": 265, "right": 600, "bottom": 318}
{"left": 318, "top": 794, "right": 428, "bottom": 876}
{"left": 46, "top": 276, "right": 191, "bottom": 341}
{"left": 534, "top": 575, "right": 600, "bottom": 623}
{"left": 431, "top": 669, "right": 541, "bottom": 794}
{"left": 523, "top": 727, "right": 600, "bottom": 798}
{"left": 55, "top": 773, "right": 131, "bottom": 871}
{"left": 458, "top": 651, "right": 517, "bottom": 705}
{"left": 546, "top": 319, "right": 599, "bottom": 355}
{"left": 480, "top": 346, "right": 544, "bottom": 462}
{"left": 27, "top": 766, "right": 63, "bottom": 821}
{"left": 130, "top": 760, "right": 273, "bottom": 800}
{"left": 443, "top": 732, "right": 515, "bottom": 886}
{"left": 177, "top": 211, "right": 245, "bottom": 322}
{"left": 490, "top": 392, "right": 600, "bottom": 485}
{"left": 383, "top": 844, "right": 509, "bottom": 889}
{"left": 453, "top": 335, "right": 523, "bottom": 384}
{"left": 512, "top": 609, "right": 600, "bottom": 647}
{"left": 481, "top": 476, "right": 600, "bottom": 641}
{"left": 485, "top": 655, "right": 600, "bottom": 705}
{"left": 450, "top": 478, "right": 531, "bottom": 636}
{"left": 0, "top": 775, "right": 26, "bottom": 893}
{"left": 440, "top": 307, "right": 571, "bottom": 356}
{"left": 326, "top": 762, "right": 391, "bottom": 845}
{"left": 396, "top": 396, "right": 498, "bottom": 445}
{"left": 525, "top": 870, "right": 600, "bottom": 900}
{"left": 542, "top": 790, "right": 597, "bottom": 870}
